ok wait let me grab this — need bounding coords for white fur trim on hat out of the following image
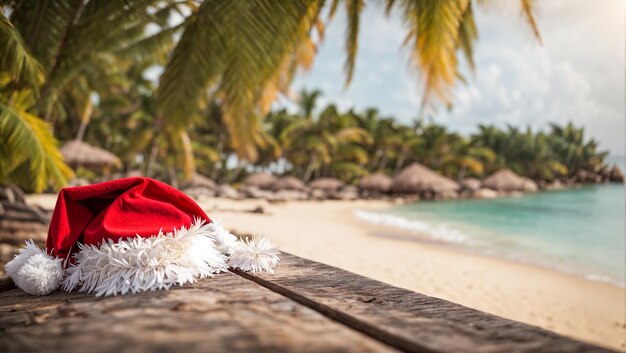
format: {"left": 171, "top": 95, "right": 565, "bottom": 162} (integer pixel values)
{"left": 62, "top": 218, "right": 229, "bottom": 296}
{"left": 6, "top": 219, "right": 280, "bottom": 297}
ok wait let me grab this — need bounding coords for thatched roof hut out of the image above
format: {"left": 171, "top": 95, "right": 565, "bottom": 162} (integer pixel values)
{"left": 126, "top": 169, "right": 144, "bottom": 177}
{"left": 60, "top": 140, "right": 121, "bottom": 168}
{"left": 461, "top": 178, "right": 482, "bottom": 191}
{"left": 308, "top": 178, "right": 344, "bottom": 192}
{"left": 271, "top": 176, "right": 306, "bottom": 191}
{"left": 520, "top": 177, "right": 538, "bottom": 192}
{"left": 243, "top": 172, "right": 276, "bottom": 190}
{"left": 359, "top": 172, "right": 393, "bottom": 194}
{"left": 188, "top": 173, "right": 217, "bottom": 189}
{"left": 484, "top": 169, "right": 538, "bottom": 192}
{"left": 391, "top": 163, "right": 459, "bottom": 194}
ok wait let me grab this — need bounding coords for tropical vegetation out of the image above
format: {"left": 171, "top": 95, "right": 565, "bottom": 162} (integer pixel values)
{"left": 64, "top": 86, "right": 614, "bottom": 185}
{"left": 0, "top": 0, "right": 567, "bottom": 193}
{"left": 237, "top": 90, "right": 609, "bottom": 184}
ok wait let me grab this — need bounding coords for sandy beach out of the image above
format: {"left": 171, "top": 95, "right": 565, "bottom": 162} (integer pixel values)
{"left": 197, "top": 197, "right": 625, "bottom": 351}
{"left": 24, "top": 193, "right": 625, "bottom": 350}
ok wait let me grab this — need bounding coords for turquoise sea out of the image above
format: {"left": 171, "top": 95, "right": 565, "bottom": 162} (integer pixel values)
{"left": 356, "top": 157, "right": 625, "bottom": 287}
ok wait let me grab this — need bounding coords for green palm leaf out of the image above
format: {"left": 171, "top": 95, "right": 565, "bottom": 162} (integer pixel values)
{"left": 158, "top": 0, "right": 324, "bottom": 161}
{"left": 344, "top": 0, "right": 364, "bottom": 86}
{"left": 0, "top": 90, "right": 73, "bottom": 191}
{"left": 396, "top": 0, "right": 469, "bottom": 105}
{"left": 0, "top": 12, "right": 45, "bottom": 87}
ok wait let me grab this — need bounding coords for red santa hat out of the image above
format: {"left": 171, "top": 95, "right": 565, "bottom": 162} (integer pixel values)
{"left": 5, "top": 177, "right": 279, "bottom": 296}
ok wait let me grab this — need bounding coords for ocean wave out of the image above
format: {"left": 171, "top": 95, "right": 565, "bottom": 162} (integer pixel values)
{"left": 583, "top": 273, "right": 625, "bottom": 288}
{"left": 354, "top": 210, "right": 470, "bottom": 244}
{"left": 354, "top": 210, "right": 625, "bottom": 287}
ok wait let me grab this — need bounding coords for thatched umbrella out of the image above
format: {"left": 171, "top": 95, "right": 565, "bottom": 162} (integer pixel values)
{"left": 308, "top": 177, "right": 344, "bottom": 192}
{"left": 460, "top": 178, "right": 482, "bottom": 191}
{"left": 188, "top": 173, "right": 217, "bottom": 189}
{"left": 243, "top": 172, "right": 276, "bottom": 190}
{"left": 359, "top": 172, "right": 393, "bottom": 194}
{"left": 520, "top": 177, "right": 538, "bottom": 192}
{"left": 391, "top": 163, "right": 459, "bottom": 194}
{"left": 60, "top": 140, "right": 121, "bottom": 169}
{"left": 484, "top": 169, "right": 538, "bottom": 192}
{"left": 271, "top": 176, "right": 306, "bottom": 191}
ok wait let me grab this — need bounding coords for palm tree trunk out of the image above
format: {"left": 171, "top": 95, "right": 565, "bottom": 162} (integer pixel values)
{"left": 378, "top": 150, "right": 388, "bottom": 170}
{"left": 227, "top": 161, "right": 246, "bottom": 184}
{"left": 75, "top": 121, "right": 87, "bottom": 141}
{"left": 167, "top": 164, "right": 178, "bottom": 188}
{"left": 395, "top": 147, "right": 407, "bottom": 172}
{"left": 371, "top": 149, "right": 383, "bottom": 169}
{"left": 458, "top": 165, "right": 466, "bottom": 182}
{"left": 302, "top": 156, "right": 317, "bottom": 182}
{"left": 145, "top": 140, "right": 159, "bottom": 177}
{"left": 144, "top": 116, "right": 167, "bottom": 177}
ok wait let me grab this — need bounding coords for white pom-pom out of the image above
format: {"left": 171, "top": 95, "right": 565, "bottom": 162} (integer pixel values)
{"left": 5, "top": 240, "right": 42, "bottom": 278}
{"left": 6, "top": 242, "right": 64, "bottom": 296}
{"left": 229, "top": 236, "right": 280, "bottom": 273}
{"left": 207, "top": 220, "right": 239, "bottom": 255}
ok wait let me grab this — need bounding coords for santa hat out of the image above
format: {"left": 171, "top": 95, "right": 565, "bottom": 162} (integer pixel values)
{"left": 5, "top": 177, "right": 279, "bottom": 296}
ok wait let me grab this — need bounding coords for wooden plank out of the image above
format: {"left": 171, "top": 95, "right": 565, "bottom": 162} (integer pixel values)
{"left": 235, "top": 253, "right": 615, "bottom": 353}
{"left": 0, "top": 271, "right": 397, "bottom": 353}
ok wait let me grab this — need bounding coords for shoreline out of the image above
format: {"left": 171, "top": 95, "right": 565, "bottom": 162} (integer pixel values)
{"left": 202, "top": 197, "right": 625, "bottom": 351}
{"left": 24, "top": 193, "right": 626, "bottom": 350}
{"left": 354, "top": 208, "right": 625, "bottom": 289}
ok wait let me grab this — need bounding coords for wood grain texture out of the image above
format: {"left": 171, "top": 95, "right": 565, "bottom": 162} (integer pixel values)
{"left": 235, "top": 253, "right": 615, "bottom": 353}
{"left": 0, "top": 271, "right": 396, "bottom": 353}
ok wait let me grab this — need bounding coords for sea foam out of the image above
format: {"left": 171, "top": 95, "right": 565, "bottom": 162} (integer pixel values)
{"left": 354, "top": 210, "right": 470, "bottom": 244}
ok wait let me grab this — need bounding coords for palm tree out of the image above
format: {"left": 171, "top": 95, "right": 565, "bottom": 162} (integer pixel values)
{"left": 0, "top": 0, "right": 182, "bottom": 190}
{"left": 440, "top": 137, "right": 496, "bottom": 180}
{"left": 548, "top": 122, "right": 607, "bottom": 175}
{"left": 1, "top": 0, "right": 542, "bottom": 191}
{"left": 156, "top": 0, "right": 542, "bottom": 164}
{"left": 278, "top": 95, "right": 371, "bottom": 182}
{"left": 391, "top": 124, "right": 424, "bottom": 173}
{"left": 0, "top": 10, "right": 72, "bottom": 192}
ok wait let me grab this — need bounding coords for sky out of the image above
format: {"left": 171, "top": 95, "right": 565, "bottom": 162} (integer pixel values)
{"left": 277, "top": 0, "right": 625, "bottom": 155}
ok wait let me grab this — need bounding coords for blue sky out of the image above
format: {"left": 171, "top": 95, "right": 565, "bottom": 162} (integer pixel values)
{"left": 277, "top": 0, "right": 625, "bottom": 155}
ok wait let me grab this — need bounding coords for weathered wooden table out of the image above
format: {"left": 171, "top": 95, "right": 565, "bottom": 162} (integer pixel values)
{"left": 0, "top": 253, "right": 615, "bottom": 353}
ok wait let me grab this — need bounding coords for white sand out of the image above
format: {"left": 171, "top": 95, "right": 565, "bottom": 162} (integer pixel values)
{"left": 201, "top": 197, "right": 625, "bottom": 351}
{"left": 26, "top": 194, "right": 626, "bottom": 350}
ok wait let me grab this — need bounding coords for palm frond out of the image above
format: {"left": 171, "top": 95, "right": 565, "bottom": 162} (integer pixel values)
{"left": 0, "top": 12, "right": 45, "bottom": 87}
{"left": 456, "top": 2, "right": 478, "bottom": 71}
{"left": 8, "top": 0, "right": 83, "bottom": 72}
{"left": 0, "top": 90, "right": 73, "bottom": 191}
{"left": 159, "top": 0, "right": 323, "bottom": 161}
{"left": 327, "top": 0, "right": 341, "bottom": 20}
{"left": 344, "top": 0, "right": 364, "bottom": 86}
{"left": 42, "top": 0, "right": 160, "bottom": 98}
{"left": 393, "top": 0, "right": 469, "bottom": 105}
{"left": 519, "top": 0, "right": 542, "bottom": 44}
{"left": 115, "top": 24, "right": 182, "bottom": 65}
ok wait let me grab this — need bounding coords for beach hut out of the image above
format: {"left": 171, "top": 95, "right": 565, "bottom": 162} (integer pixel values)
{"left": 308, "top": 177, "right": 344, "bottom": 192}
{"left": 271, "top": 176, "right": 306, "bottom": 191}
{"left": 460, "top": 178, "right": 482, "bottom": 191}
{"left": 60, "top": 140, "right": 122, "bottom": 170}
{"left": 391, "top": 163, "right": 459, "bottom": 195}
{"left": 188, "top": 173, "right": 217, "bottom": 189}
{"left": 484, "top": 169, "right": 538, "bottom": 192}
{"left": 358, "top": 172, "right": 393, "bottom": 194}
{"left": 181, "top": 173, "right": 218, "bottom": 199}
{"left": 520, "top": 177, "right": 539, "bottom": 192}
{"left": 243, "top": 172, "right": 276, "bottom": 190}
